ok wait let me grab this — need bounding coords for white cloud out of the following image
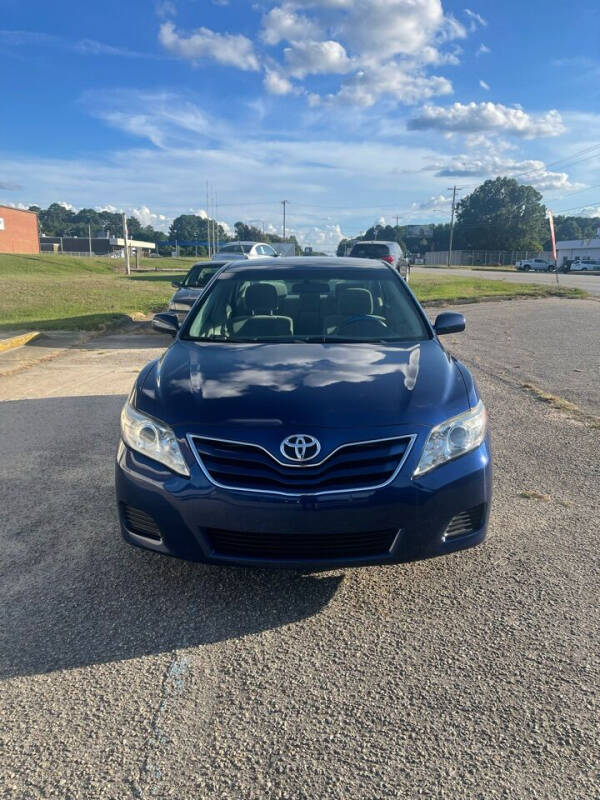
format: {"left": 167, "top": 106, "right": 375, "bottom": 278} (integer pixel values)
{"left": 261, "top": 5, "right": 322, "bottom": 45}
{"left": 58, "top": 201, "right": 76, "bottom": 211}
{"left": 408, "top": 102, "right": 566, "bottom": 138}
{"left": 476, "top": 43, "right": 491, "bottom": 56}
{"left": 578, "top": 205, "right": 600, "bottom": 218}
{"left": 410, "top": 194, "right": 453, "bottom": 216}
{"left": 263, "top": 68, "right": 295, "bottom": 95}
{"left": 131, "top": 205, "right": 169, "bottom": 229}
{"left": 255, "top": 1, "right": 470, "bottom": 107}
{"left": 334, "top": 0, "right": 463, "bottom": 60}
{"left": 292, "top": 223, "right": 348, "bottom": 252}
{"left": 464, "top": 8, "right": 487, "bottom": 29}
{"left": 284, "top": 40, "right": 352, "bottom": 78}
{"left": 158, "top": 21, "right": 260, "bottom": 70}
{"left": 0, "top": 29, "right": 155, "bottom": 59}
{"left": 479, "top": 79, "right": 490, "bottom": 91}
{"left": 155, "top": 1, "right": 176, "bottom": 18}
{"left": 326, "top": 65, "right": 452, "bottom": 107}
{"left": 425, "top": 152, "right": 581, "bottom": 191}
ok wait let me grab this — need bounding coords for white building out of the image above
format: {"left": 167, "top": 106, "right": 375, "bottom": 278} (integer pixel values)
{"left": 556, "top": 236, "right": 600, "bottom": 266}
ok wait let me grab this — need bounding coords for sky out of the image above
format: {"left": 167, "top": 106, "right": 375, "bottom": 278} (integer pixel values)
{"left": 1, "top": 0, "right": 600, "bottom": 251}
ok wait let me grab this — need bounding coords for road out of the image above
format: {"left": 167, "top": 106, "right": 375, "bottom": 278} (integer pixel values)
{"left": 414, "top": 266, "right": 600, "bottom": 296}
{"left": 1, "top": 302, "right": 598, "bottom": 799}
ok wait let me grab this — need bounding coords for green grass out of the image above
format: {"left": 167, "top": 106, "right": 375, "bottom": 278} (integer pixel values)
{"left": 0, "top": 254, "right": 181, "bottom": 331}
{"left": 410, "top": 273, "right": 585, "bottom": 303}
{"left": 0, "top": 253, "right": 587, "bottom": 332}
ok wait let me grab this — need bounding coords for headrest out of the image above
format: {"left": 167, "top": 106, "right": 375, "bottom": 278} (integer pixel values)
{"left": 298, "top": 291, "right": 320, "bottom": 310}
{"left": 237, "top": 315, "right": 293, "bottom": 338}
{"left": 338, "top": 287, "right": 373, "bottom": 316}
{"left": 291, "top": 282, "right": 329, "bottom": 294}
{"left": 245, "top": 282, "right": 279, "bottom": 313}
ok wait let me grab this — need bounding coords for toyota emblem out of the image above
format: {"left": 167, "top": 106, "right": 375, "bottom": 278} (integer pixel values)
{"left": 280, "top": 434, "right": 321, "bottom": 462}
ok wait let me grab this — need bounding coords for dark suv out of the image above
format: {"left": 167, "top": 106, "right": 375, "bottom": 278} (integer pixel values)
{"left": 349, "top": 241, "right": 409, "bottom": 279}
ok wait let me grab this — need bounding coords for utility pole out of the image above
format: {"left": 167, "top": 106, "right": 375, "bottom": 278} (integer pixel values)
{"left": 122, "top": 213, "right": 130, "bottom": 275}
{"left": 206, "top": 181, "right": 211, "bottom": 258}
{"left": 88, "top": 224, "right": 92, "bottom": 258}
{"left": 215, "top": 191, "right": 219, "bottom": 253}
{"left": 447, "top": 186, "right": 462, "bottom": 268}
{"left": 281, "top": 200, "right": 288, "bottom": 240}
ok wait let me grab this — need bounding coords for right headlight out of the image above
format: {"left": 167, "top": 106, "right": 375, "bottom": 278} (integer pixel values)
{"left": 413, "top": 400, "right": 487, "bottom": 477}
{"left": 169, "top": 302, "right": 192, "bottom": 312}
{"left": 120, "top": 401, "right": 190, "bottom": 477}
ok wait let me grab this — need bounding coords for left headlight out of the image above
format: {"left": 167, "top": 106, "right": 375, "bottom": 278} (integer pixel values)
{"left": 120, "top": 402, "right": 190, "bottom": 477}
{"left": 413, "top": 400, "right": 487, "bottom": 477}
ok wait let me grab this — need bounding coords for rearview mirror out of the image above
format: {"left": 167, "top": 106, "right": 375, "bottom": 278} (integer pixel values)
{"left": 152, "top": 312, "right": 179, "bottom": 336}
{"left": 171, "top": 280, "right": 181, "bottom": 288}
{"left": 434, "top": 312, "right": 465, "bottom": 336}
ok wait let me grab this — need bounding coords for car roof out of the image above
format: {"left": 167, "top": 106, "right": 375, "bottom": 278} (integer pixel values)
{"left": 351, "top": 240, "right": 398, "bottom": 247}
{"left": 218, "top": 241, "right": 272, "bottom": 247}
{"left": 222, "top": 256, "right": 391, "bottom": 273}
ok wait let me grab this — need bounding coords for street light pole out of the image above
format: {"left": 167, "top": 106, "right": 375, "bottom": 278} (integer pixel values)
{"left": 281, "top": 200, "right": 288, "bottom": 240}
{"left": 447, "top": 186, "right": 462, "bottom": 268}
{"left": 122, "top": 213, "right": 130, "bottom": 275}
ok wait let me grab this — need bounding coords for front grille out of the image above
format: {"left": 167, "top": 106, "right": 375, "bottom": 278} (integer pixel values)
{"left": 444, "top": 505, "right": 485, "bottom": 540}
{"left": 189, "top": 435, "right": 413, "bottom": 494}
{"left": 206, "top": 528, "right": 399, "bottom": 561}
{"left": 122, "top": 505, "right": 162, "bottom": 541}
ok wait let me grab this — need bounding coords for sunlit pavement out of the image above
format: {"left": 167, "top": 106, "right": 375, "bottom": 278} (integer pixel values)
{"left": 1, "top": 301, "right": 597, "bottom": 799}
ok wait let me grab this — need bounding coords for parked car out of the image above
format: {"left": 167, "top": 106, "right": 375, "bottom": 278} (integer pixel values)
{"left": 570, "top": 258, "right": 600, "bottom": 271}
{"left": 117, "top": 256, "right": 491, "bottom": 568}
{"left": 515, "top": 257, "right": 554, "bottom": 272}
{"left": 211, "top": 241, "right": 278, "bottom": 261}
{"left": 166, "top": 261, "right": 229, "bottom": 323}
{"left": 349, "top": 240, "right": 409, "bottom": 279}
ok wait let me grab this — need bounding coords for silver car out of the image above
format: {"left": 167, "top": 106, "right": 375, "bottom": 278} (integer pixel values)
{"left": 212, "top": 241, "right": 279, "bottom": 261}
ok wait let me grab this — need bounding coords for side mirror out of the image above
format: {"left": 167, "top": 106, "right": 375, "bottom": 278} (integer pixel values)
{"left": 434, "top": 311, "right": 465, "bottom": 336}
{"left": 152, "top": 312, "right": 179, "bottom": 336}
{"left": 171, "top": 280, "right": 181, "bottom": 288}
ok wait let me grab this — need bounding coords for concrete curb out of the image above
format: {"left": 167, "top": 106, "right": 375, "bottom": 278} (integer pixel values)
{"left": 0, "top": 331, "right": 41, "bottom": 353}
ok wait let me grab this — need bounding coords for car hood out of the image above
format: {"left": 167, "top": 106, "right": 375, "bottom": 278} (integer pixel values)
{"left": 137, "top": 340, "right": 470, "bottom": 434}
{"left": 171, "top": 288, "right": 202, "bottom": 306}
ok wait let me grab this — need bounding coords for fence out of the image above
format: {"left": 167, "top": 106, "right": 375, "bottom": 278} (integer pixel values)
{"left": 423, "top": 250, "right": 553, "bottom": 267}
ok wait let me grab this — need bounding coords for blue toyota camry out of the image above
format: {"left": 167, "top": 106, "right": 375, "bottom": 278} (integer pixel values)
{"left": 116, "top": 257, "right": 491, "bottom": 567}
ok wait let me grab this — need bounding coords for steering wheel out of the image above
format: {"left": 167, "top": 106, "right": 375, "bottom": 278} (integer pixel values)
{"left": 334, "top": 315, "right": 389, "bottom": 335}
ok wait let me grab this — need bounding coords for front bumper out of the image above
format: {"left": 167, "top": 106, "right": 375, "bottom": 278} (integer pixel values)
{"left": 115, "top": 434, "right": 492, "bottom": 568}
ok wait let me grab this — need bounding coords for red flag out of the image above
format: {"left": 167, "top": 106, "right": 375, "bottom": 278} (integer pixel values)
{"left": 548, "top": 210, "right": 557, "bottom": 263}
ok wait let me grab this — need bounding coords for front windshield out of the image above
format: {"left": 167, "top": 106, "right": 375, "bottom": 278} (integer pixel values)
{"left": 184, "top": 268, "right": 429, "bottom": 343}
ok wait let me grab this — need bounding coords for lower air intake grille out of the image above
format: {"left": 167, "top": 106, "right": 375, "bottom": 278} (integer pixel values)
{"left": 444, "top": 505, "right": 485, "bottom": 540}
{"left": 122, "top": 505, "right": 162, "bottom": 541}
{"left": 206, "top": 528, "right": 398, "bottom": 561}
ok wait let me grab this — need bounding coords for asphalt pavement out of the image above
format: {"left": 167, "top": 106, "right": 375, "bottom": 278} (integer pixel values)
{"left": 414, "top": 266, "right": 600, "bottom": 296}
{"left": 0, "top": 301, "right": 598, "bottom": 799}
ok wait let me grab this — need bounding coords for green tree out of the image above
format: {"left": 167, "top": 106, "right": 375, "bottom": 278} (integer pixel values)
{"left": 169, "top": 214, "right": 228, "bottom": 254}
{"left": 455, "top": 177, "right": 546, "bottom": 250}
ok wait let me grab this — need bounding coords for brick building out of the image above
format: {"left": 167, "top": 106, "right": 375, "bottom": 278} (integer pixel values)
{"left": 0, "top": 205, "right": 39, "bottom": 254}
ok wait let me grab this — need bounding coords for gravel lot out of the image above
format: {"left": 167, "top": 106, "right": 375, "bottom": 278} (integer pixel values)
{"left": 0, "top": 299, "right": 598, "bottom": 799}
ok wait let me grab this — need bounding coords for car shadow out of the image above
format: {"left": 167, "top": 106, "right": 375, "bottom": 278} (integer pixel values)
{"left": 0, "top": 395, "right": 343, "bottom": 679}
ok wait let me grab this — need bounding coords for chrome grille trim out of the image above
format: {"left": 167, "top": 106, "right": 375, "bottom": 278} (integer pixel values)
{"left": 186, "top": 433, "right": 417, "bottom": 497}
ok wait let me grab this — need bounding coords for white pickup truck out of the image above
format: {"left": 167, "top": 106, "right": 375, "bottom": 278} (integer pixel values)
{"left": 515, "top": 257, "right": 554, "bottom": 272}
